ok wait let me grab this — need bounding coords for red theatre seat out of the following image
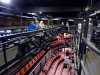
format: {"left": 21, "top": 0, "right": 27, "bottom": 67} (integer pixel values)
{"left": 25, "top": 64, "right": 30, "bottom": 72}
{"left": 16, "top": 72, "right": 21, "bottom": 75}
{"left": 39, "top": 71, "right": 46, "bottom": 75}
{"left": 28, "top": 61, "right": 33, "bottom": 68}
{"left": 20, "top": 67, "right": 26, "bottom": 75}
{"left": 16, "top": 50, "right": 46, "bottom": 75}
{"left": 41, "top": 55, "right": 60, "bottom": 74}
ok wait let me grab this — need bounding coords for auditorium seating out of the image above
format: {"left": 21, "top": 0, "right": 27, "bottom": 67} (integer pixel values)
{"left": 16, "top": 50, "right": 46, "bottom": 75}
{"left": 39, "top": 52, "right": 65, "bottom": 75}
{"left": 55, "top": 62, "right": 63, "bottom": 75}
{"left": 46, "top": 56, "right": 64, "bottom": 75}
{"left": 51, "top": 33, "right": 73, "bottom": 47}
{"left": 39, "top": 55, "right": 60, "bottom": 75}
{"left": 44, "top": 56, "right": 60, "bottom": 73}
{"left": 39, "top": 71, "right": 46, "bottom": 75}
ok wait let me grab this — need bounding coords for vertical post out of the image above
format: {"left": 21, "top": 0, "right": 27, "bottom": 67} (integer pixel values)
{"left": 78, "top": 18, "right": 89, "bottom": 60}
{"left": 2, "top": 44, "right": 7, "bottom": 64}
{"left": 78, "top": 18, "right": 90, "bottom": 75}
{"left": 82, "top": 19, "right": 89, "bottom": 55}
{"left": 40, "top": 62, "right": 42, "bottom": 72}
{"left": 77, "top": 22, "right": 83, "bottom": 75}
{"left": 66, "top": 21, "right": 70, "bottom": 32}
{"left": 20, "top": 12, "right": 23, "bottom": 32}
{"left": 78, "top": 22, "right": 82, "bottom": 55}
{"left": 20, "top": 12, "right": 23, "bottom": 26}
{"left": 87, "top": 18, "right": 93, "bottom": 41}
{"left": 78, "top": 62, "right": 82, "bottom": 75}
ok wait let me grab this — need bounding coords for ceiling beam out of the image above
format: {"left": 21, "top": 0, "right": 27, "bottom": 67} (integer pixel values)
{"left": 22, "top": 7, "right": 82, "bottom": 13}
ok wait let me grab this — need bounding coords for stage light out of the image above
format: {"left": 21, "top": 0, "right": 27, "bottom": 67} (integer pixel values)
{"left": 39, "top": 11, "right": 42, "bottom": 14}
{"left": 6, "top": 30, "right": 11, "bottom": 33}
{"left": 85, "top": 6, "right": 89, "bottom": 11}
{"left": 0, "top": 0, "right": 11, "bottom": 4}
{"left": 27, "top": 13, "right": 37, "bottom": 16}
{"left": 68, "top": 19, "right": 74, "bottom": 22}
{"left": 52, "top": 18, "right": 60, "bottom": 20}
{"left": 0, "top": 30, "right": 5, "bottom": 33}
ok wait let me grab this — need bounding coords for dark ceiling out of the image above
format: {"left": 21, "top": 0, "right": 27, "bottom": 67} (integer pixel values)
{"left": 1, "top": 0, "right": 100, "bottom": 17}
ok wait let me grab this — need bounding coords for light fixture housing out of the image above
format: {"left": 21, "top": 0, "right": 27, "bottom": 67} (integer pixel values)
{"left": 0, "top": 0, "right": 11, "bottom": 4}
{"left": 27, "top": 13, "right": 37, "bottom": 16}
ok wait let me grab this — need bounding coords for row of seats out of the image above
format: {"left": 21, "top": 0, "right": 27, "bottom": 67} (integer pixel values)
{"left": 16, "top": 50, "right": 46, "bottom": 75}
{"left": 51, "top": 33, "right": 73, "bottom": 47}
{"left": 55, "top": 61, "right": 64, "bottom": 75}
{"left": 51, "top": 39, "right": 70, "bottom": 47}
{"left": 51, "top": 40, "right": 62, "bottom": 46}
{"left": 43, "top": 55, "right": 60, "bottom": 73}
{"left": 48, "top": 58, "right": 64, "bottom": 75}
{"left": 39, "top": 55, "right": 64, "bottom": 75}
{"left": 39, "top": 55, "right": 61, "bottom": 75}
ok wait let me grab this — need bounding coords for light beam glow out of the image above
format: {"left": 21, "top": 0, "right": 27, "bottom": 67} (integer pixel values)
{"left": 0, "top": 0, "right": 11, "bottom": 4}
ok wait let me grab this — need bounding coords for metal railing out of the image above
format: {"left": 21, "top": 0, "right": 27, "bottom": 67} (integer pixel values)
{"left": 78, "top": 37, "right": 100, "bottom": 75}
{"left": 80, "top": 60, "right": 89, "bottom": 75}
{"left": 82, "top": 37, "right": 100, "bottom": 55}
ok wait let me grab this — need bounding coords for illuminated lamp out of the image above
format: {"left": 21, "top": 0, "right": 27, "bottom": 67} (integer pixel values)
{"left": 0, "top": 0, "right": 12, "bottom": 4}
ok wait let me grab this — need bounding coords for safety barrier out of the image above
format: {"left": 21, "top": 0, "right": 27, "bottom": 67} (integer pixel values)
{"left": 79, "top": 37, "right": 100, "bottom": 75}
